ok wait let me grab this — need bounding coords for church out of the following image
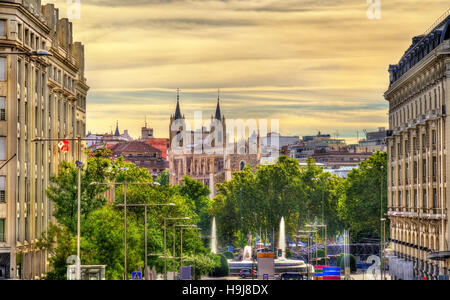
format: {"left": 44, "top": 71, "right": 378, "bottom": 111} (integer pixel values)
{"left": 168, "top": 91, "right": 261, "bottom": 197}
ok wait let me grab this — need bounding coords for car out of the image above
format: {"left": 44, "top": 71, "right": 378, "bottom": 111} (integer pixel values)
{"left": 239, "top": 269, "right": 257, "bottom": 279}
{"left": 280, "top": 273, "right": 304, "bottom": 280}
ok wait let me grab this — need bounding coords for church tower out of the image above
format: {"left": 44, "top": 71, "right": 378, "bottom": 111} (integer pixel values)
{"left": 210, "top": 89, "right": 226, "bottom": 148}
{"left": 169, "top": 89, "right": 186, "bottom": 149}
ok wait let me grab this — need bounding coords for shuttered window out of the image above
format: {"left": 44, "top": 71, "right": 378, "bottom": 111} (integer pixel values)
{"left": 0, "top": 57, "right": 5, "bottom": 81}
{"left": 0, "top": 219, "right": 5, "bottom": 243}
{"left": 0, "top": 137, "right": 5, "bottom": 160}
{"left": 0, "top": 97, "right": 5, "bottom": 120}
{"left": 0, "top": 20, "right": 5, "bottom": 36}
{"left": 0, "top": 176, "right": 5, "bottom": 203}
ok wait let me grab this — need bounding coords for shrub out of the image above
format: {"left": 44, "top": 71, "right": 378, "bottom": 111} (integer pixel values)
{"left": 210, "top": 254, "right": 230, "bottom": 277}
{"left": 337, "top": 253, "right": 357, "bottom": 273}
{"left": 314, "top": 249, "right": 327, "bottom": 265}
{"left": 286, "top": 248, "right": 293, "bottom": 259}
{"left": 223, "top": 251, "right": 234, "bottom": 260}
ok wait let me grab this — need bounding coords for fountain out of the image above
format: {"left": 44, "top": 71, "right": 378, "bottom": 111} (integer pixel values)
{"left": 211, "top": 217, "right": 218, "bottom": 254}
{"left": 224, "top": 216, "right": 314, "bottom": 277}
{"left": 242, "top": 246, "right": 253, "bottom": 262}
{"left": 278, "top": 217, "right": 286, "bottom": 260}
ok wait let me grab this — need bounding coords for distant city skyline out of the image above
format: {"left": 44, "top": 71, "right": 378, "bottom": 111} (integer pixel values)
{"left": 43, "top": 0, "right": 449, "bottom": 142}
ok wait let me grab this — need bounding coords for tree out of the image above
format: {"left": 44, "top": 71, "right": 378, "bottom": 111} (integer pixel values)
{"left": 336, "top": 253, "right": 357, "bottom": 273}
{"left": 155, "top": 170, "right": 170, "bottom": 186}
{"left": 210, "top": 254, "right": 230, "bottom": 277}
{"left": 338, "top": 151, "right": 388, "bottom": 242}
{"left": 37, "top": 224, "right": 76, "bottom": 280}
{"left": 179, "top": 176, "right": 212, "bottom": 243}
{"left": 184, "top": 253, "right": 219, "bottom": 280}
{"left": 82, "top": 205, "right": 143, "bottom": 280}
{"left": 46, "top": 156, "right": 112, "bottom": 234}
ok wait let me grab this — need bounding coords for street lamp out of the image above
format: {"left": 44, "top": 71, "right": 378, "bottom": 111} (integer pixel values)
{"left": 90, "top": 181, "right": 164, "bottom": 280}
{"left": 164, "top": 217, "right": 190, "bottom": 280}
{"left": 312, "top": 177, "right": 326, "bottom": 240}
{"left": 115, "top": 202, "right": 176, "bottom": 278}
{"left": 176, "top": 225, "right": 199, "bottom": 280}
{"left": 306, "top": 224, "right": 328, "bottom": 266}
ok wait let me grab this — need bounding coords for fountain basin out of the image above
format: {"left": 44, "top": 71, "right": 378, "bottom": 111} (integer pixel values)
{"left": 228, "top": 259, "right": 311, "bottom": 275}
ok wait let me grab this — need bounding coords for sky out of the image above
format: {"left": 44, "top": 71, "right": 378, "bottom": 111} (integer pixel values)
{"left": 42, "top": 0, "right": 450, "bottom": 143}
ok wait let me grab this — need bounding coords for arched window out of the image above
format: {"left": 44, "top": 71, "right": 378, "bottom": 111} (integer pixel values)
{"left": 240, "top": 161, "right": 246, "bottom": 171}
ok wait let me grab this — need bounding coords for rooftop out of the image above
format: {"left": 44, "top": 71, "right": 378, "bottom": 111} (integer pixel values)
{"left": 110, "top": 141, "right": 161, "bottom": 153}
{"left": 388, "top": 10, "right": 450, "bottom": 86}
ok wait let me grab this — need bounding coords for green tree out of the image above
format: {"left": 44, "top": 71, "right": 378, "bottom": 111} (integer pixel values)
{"left": 184, "top": 253, "right": 219, "bottom": 280}
{"left": 155, "top": 170, "right": 170, "bottom": 186}
{"left": 46, "top": 156, "right": 112, "bottom": 234}
{"left": 82, "top": 205, "right": 143, "bottom": 280}
{"left": 338, "top": 151, "right": 388, "bottom": 242}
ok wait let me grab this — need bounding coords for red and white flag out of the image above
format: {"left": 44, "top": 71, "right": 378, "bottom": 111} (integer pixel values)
{"left": 58, "top": 140, "right": 70, "bottom": 152}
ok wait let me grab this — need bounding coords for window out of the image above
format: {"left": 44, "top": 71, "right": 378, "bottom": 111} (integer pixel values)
{"left": 0, "top": 97, "right": 5, "bottom": 120}
{"left": 423, "top": 190, "right": 428, "bottom": 208}
{"left": 0, "top": 137, "right": 5, "bottom": 160}
{"left": 0, "top": 219, "right": 4, "bottom": 242}
{"left": 24, "top": 28, "right": 29, "bottom": 46}
{"left": 433, "top": 188, "right": 438, "bottom": 209}
{"left": 18, "top": 23, "right": 22, "bottom": 40}
{"left": 0, "top": 176, "right": 4, "bottom": 203}
{"left": 0, "top": 57, "right": 6, "bottom": 81}
{"left": 0, "top": 20, "right": 6, "bottom": 36}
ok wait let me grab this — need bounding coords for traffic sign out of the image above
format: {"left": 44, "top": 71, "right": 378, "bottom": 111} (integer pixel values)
{"left": 132, "top": 271, "right": 143, "bottom": 280}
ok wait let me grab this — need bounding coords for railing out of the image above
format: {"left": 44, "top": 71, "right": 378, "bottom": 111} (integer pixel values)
{"left": 402, "top": 9, "right": 450, "bottom": 59}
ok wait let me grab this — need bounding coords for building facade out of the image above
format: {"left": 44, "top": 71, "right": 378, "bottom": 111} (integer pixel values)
{"left": 110, "top": 141, "right": 168, "bottom": 177}
{"left": 0, "top": 0, "right": 88, "bottom": 279}
{"left": 168, "top": 92, "right": 261, "bottom": 197}
{"left": 386, "top": 13, "right": 450, "bottom": 280}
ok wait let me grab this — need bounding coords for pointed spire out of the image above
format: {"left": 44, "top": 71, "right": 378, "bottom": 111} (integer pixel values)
{"left": 114, "top": 120, "right": 120, "bottom": 136}
{"left": 174, "top": 88, "right": 182, "bottom": 120}
{"left": 215, "top": 88, "right": 222, "bottom": 120}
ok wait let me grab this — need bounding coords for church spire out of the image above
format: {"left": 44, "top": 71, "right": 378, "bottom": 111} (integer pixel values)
{"left": 174, "top": 88, "right": 182, "bottom": 120}
{"left": 215, "top": 88, "right": 222, "bottom": 120}
{"left": 114, "top": 120, "right": 120, "bottom": 136}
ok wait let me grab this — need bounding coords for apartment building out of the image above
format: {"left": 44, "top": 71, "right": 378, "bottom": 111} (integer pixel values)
{"left": 386, "top": 13, "right": 450, "bottom": 280}
{"left": 0, "top": 0, "right": 88, "bottom": 279}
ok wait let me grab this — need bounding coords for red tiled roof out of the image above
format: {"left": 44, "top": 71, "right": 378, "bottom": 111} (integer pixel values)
{"left": 110, "top": 141, "right": 161, "bottom": 154}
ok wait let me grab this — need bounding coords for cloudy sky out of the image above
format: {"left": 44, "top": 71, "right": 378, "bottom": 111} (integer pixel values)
{"left": 43, "top": 0, "right": 449, "bottom": 142}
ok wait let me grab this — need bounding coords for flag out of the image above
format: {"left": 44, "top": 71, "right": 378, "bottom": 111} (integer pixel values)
{"left": 58, "top": 140, "right": 70, "bottom": 152}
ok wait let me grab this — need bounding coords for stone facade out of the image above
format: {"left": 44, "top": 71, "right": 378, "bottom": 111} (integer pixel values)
{"left": 385, "top": 14, "right": 450, "bottom": 280}
{"left": 0, "top": 1, "right": 88, "bottom": 279}
{"left": 168, "top": 92, "right": 261, "bottom": 197}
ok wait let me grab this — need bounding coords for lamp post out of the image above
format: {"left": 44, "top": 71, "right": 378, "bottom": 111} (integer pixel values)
{"left": 176, "top": 225, "right": 199, "bottom": 280}
{"left": 90, "top": 181, "right": 164, "bottom": 280}
{"left": 306, "top": 224, "right": 328, "bottom": 266}
{"left": 164, "top": 217, "right": 190, "bottom": 280}
{"left": 33, "top": 136, "right": 120, "bottom": 280}
{"left": 33, "top": 136, "right": 92, "bottom": 280}
{"left": 312, "top": 177, "right": 326, "bottom": 242}
{"left": 381, "top": 218, "right": 386, "bottom": 280}
{"left": 114, "top": 202, "right": 175, "bottom": 277}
